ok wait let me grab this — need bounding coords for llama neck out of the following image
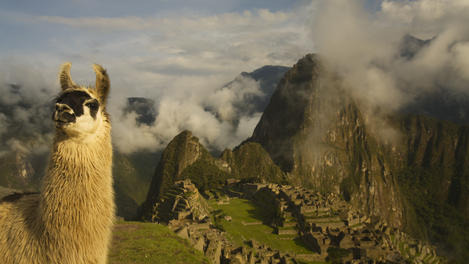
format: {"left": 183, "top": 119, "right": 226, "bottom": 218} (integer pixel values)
{"left": 40, "top": 125, "right": 114, "bottom": 233}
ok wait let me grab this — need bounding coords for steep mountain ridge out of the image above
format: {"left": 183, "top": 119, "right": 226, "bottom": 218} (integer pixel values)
{"left": 250, "top": 54, "right": 404, "bottom": 227}
{"left": 249, "top": 54, "right": 469, "bottom": 261}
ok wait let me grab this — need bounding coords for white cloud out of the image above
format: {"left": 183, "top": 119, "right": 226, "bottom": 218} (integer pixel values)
{"left": 204, "top": 75, "right": 262, "bottom": 122}
{"left": 312, "top": 0, "right": 469, "bottom": 113}
{"left": 0, "top": 6, "right": 312, "bottom": 153}
{"left": 381, "top": 0, "right": 469, "bottom": 37}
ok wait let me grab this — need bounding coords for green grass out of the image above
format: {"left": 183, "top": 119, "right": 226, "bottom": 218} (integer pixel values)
{"left": 109, "top": 221, "right": 209, "bottom": 264}
{"left": 209, "top": 198, "right": 314, "bottom": 255}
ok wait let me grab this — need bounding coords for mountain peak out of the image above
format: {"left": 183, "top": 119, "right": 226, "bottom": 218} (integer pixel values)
{"left": 399, "top": 34, "right": 433, "bottom": 59}
{"left": 124, "top": 97, "right": 156, "bottom": 126}
{"left": 140, "top": 130, "right": 208, "bottom": 218}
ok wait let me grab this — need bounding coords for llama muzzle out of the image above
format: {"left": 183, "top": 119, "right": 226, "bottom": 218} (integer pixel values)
{"left": 53, "top": 103, "right": 76, "bottom": 125}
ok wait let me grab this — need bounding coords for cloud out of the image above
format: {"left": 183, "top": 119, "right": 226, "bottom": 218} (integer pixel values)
{"left": 0, "top": 60, "right": 56, "bottom": 156}
{"left": 381, "top": 0, "right": 469, "bottom": 35}
{"left": 112, "top": 74, "right": 266, "bottom": 154}
{"left": 311, "top": 0, "right": 469, "bottom": 115}
{"left": 204, "top": 75, "right": 263, "bottom": 122}
{"left": 32, "top": 8, "right": 293, "bottom": 32}
{"left": 0, "top": 6, "right": 313, "bottom": 154}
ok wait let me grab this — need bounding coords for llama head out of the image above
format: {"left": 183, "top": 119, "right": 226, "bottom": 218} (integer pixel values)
{"left": 53, "top": 62, "right": 110, "bottom": 138}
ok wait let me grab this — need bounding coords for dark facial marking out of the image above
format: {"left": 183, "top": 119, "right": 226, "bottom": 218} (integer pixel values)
{"left": 85, "top": 99, "right": 100, "bottom": 119}
{"left": 56, "top": 91, "right": 92, "bottom": 117}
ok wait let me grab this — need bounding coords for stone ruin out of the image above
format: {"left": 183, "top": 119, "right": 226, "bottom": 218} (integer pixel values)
{"left": 235, "top": 182, "right": 443, "bottom": 264}
{"left": 151, "top": 179, "right": 211, "bottom": 223}
{"left": 149, "top": 179, "right": 443, "bottom": 264}
{"left": 150, "top": 179, "right": 298, "bottom": 264}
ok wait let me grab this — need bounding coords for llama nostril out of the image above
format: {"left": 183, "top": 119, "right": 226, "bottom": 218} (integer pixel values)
{"left": 61, "top": 112, "right": 76, "bottom": 123}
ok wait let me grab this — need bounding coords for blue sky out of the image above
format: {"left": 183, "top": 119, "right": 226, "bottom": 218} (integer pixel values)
{"left": 0, "top": 0, "right": 308, "bottom": 51}
{"left": 0, "top": 0, "right": 322, "bottom": 99}
{"left": 0, "top": 0, "right": 382, "bottom": 65}
{"left": 1, "top": 0, "right": 310, "bottom": 17}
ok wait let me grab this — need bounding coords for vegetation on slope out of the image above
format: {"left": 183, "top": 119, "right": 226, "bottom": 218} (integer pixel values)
{"left": 109, "top": 221, "right": 209, "bottom": 264}
{"left": 0, "top": 154, "right": 21, "bottom": 188}
{"left": 179, "top": 158, "right": 229, "bottom": 193}
{"left": 224, "top": 142, "right": 287, "bottom": 184}
{"left": 398, "top": 166, "right": 469, "bottom": 263}
{"left": 113, "top": 151, "right": 159, "bottom": 220}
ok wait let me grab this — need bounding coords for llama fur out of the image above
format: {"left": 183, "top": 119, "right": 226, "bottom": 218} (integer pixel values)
{"left": 0, "top": 63, "right": 115, "bottom": 264}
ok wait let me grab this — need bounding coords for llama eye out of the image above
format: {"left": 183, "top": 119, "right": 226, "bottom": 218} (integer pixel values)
{"left": 86, "top": 101, "right": 99, "bottom": 111}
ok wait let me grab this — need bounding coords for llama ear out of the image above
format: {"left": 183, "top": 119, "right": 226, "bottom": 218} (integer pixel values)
{"left": 59, "top": 62, "right": 76, "bottom": 90}
{"left": 92, "top": 64, "right": 110, "bottom": 104}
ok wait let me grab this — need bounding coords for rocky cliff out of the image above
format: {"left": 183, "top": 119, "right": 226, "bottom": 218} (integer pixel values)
{"left": 249, "top": 54, "right": 469, "bottom": 261}
{"left": 141, "top": 131, "right": 209, "bottom": 218}
{"left": 221, "top": 142, "right": 286, "bottom": 183}
{"left": 250, "top": 54, "right": 404, "bottom": 228}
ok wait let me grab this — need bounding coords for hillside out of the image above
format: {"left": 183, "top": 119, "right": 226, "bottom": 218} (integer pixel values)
{"left": 109, "top": 221, "right": 209, "bottom": 264}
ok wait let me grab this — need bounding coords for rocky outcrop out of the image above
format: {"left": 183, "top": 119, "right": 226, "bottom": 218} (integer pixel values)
{"left": 151, "top": 179, "right": 211, "bottom": 223}
{"left": 141, "top": 130, "right": 211, "bottom": 218}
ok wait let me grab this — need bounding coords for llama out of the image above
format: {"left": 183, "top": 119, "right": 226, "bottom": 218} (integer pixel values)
{"left": 0, "top": 63, "right": 115, "bottom": 264}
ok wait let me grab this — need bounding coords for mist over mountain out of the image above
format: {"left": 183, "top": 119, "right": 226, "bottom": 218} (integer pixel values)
{"left": 112, "top": 65, "right": 290, "bottom": 154}
{"left": 0, "top": 64, "right": 288, "bottom": 218}
{"left": 203, "top": 65, "right": 290, "bottom": 128}
{"left": 312, "top": 0, "right": 469, "bottom": 121}
{"left": 124, "top": 97, "right": 157, "bottom": 126}
{"left": 0, "top": 69, "right": 55, "bottom": 189}
{"left": 0, "top": 83, "right": 54, "bottom": 157}
{"left": 399, "top": 34, "right": 434, "bottom": 60}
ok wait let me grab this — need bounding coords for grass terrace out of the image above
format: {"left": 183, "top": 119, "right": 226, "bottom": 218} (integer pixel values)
{"left": 209, "top": 197, "right": 326, "bottom": 263}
